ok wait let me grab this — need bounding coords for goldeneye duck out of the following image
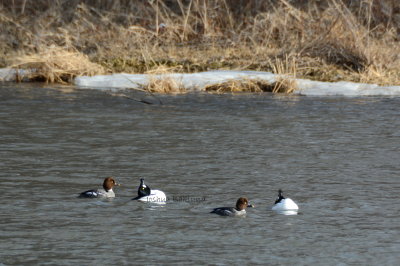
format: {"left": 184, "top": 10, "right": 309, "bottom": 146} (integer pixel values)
{"left": 211, "top": 197, "right": 254, "bottom": 217}
{"left": 272, "top": 189, "right": 299, "bottom": 214}
{"left": 132, "top": 178, "right": 166, "bottom": 204}
{"left": 78, "top": 177, "right": 120, "bottom": 198}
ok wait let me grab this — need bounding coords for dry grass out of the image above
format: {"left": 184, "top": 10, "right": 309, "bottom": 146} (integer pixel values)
{"left": 9, "top": 46, "right": 104, "bottom": 83}
{"left": 1, "top": 0, "right": 400, "bottom": 90}
{"left": 139, "top": 65, "right": 186, "bottom": 94}
{"left": 271, "top": 77, "right": 298, "bottom": 94}
{"left": 202, "top": 54, "right": 298, "bottom": 93}
{"left": 144, "top": 75, "right": 186, "bottom": 94}
{"left": 204, "top": 79, "right": 266, "bottom": 93}
{"left": 203, "top": 78, "right": 297, "bottom": 94}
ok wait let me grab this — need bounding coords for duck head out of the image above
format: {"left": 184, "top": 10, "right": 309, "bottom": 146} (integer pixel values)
{"left": 138, "top": 178, "right": 151, "bottom": 197}
{"left": 274, "top": 189, "right": 286, "bottom": 204}
{"left": 103, "top": 177, "right": 119, "bottom": 192}
{"left": 236, "top": 197, "right": 254, "bottom": 211}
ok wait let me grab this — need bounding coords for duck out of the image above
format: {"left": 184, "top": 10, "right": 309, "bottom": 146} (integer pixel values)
{"left": 211, "top": 197, "right": 254, "bottom": 216}
{"left": 78, "top": 177, "right": 120, "bottom": 198}
{"left": 271, "top": 189, "right": 299, "bottom": 212}
{"left": 132, "top": 178, "right": 166, "bottom": 204}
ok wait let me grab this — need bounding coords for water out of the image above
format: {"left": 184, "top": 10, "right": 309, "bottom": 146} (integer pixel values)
{"left": 1, "top": 83, "right": 399, "bottom": 265}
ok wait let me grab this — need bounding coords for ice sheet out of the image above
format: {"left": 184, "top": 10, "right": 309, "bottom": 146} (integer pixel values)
{"left": 3, "top": 68, "right": 400, "bottom": 96}
{"left": 74, "top": 70, "right": 400, "bottom": 96}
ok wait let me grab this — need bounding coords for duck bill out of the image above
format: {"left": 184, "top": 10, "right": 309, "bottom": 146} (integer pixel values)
{"left": 247, "top": 204, "right": 255, "bottom": 208}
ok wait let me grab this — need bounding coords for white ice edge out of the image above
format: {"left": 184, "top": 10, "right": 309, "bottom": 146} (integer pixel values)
{"left": 3, "top": 68, "right": 400, "bottom": 96}
{"left": 74, "top": 70, "right": 400, "bottom": 96}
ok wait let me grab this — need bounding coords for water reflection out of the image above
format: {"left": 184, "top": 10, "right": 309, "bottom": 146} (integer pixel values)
{"left": 273, "top": 210, "right": 298, "bottom": 216}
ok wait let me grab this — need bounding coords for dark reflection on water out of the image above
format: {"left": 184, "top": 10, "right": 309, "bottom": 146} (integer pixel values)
{"left": 1, "top": 83, "right": 399, "bottom": 265}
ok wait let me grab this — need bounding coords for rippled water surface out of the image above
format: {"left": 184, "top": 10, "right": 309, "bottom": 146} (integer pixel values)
{"left": 1, "top": 83, "right": 399, "bottom": 265}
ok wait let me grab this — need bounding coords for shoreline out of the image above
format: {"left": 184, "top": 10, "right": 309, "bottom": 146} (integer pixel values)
{"left": 1, "top": 1, "right": 400, "bottom": 88}
{"left": 2, "top": 68, "right": 400, "bottom": 97}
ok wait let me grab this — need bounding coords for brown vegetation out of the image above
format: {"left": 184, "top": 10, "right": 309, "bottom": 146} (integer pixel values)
{"left": 9, "top": 46, "right": 104, "bottom": 82}
{"left": 204, "top": 78, "right": 297, "bottom": 94}
{"left": 1, "top": 0, "right": 400, "bottom": 89}
{"left": 144, "top": 75, "right": 186, "bottom": 94}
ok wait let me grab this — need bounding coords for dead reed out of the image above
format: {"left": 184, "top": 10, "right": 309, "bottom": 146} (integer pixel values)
{"left": 203, "top": 78, "right": 297, "bottom": 94}
{"left": 143, "top": 75, "right": 186, "bottom": 94}
{"left": 204, "top": 79, "right": 265, "bottom": 93}
{"left": 138, "top": 65, "right": 186, "bottom": 94}
{"left": 1, "top": 0, "right": 400, "bottom": 88}
{"left": 9, "top": 47, "right": 104, "bottom": 83}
